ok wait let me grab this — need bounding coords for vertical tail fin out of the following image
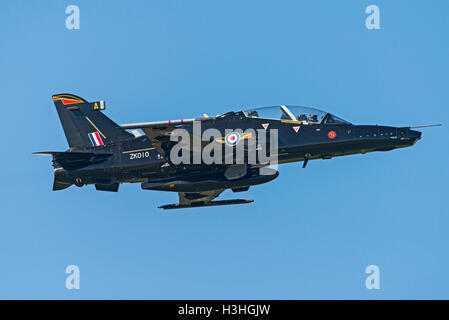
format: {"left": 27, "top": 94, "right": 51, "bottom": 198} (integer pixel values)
{"left": 52, "top": 93, "right": 132, "bottom": 148}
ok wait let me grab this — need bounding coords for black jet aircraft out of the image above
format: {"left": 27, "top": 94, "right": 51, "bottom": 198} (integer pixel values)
{"left": 35, "top": 93, "right": 430, "bottom": 209}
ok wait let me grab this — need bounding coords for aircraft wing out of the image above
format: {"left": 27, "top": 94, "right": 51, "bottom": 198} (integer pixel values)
{"left": 141, "top": 126, "right": 174, "bottom": 157}
{"left": 120, "top": 117, "right": 213, "bottom": 157}
{"left": 178, "top": 189, "right": 225, "bottom": 206}
{"left": 120, "top": 118, "right": 209, "bottom": 129}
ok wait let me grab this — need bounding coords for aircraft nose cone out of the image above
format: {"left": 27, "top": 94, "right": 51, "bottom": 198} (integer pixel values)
{"left": 408, "top": 129, "right": 422, "bottom": 144}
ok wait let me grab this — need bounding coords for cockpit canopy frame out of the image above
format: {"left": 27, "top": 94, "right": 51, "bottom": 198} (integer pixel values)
{"left": 243, "top": 105, "right": 351, "bottom": 125}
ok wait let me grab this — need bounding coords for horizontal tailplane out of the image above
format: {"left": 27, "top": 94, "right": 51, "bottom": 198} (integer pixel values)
{"left": 33, "top": 151, "right": 112, "bottom": 170}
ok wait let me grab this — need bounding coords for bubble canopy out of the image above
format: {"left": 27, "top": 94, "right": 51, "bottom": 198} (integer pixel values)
{"left": 243, "top": 105, "right": 351, "bottom": 125}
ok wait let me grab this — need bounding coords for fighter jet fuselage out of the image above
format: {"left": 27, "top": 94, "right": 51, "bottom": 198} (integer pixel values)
{"left": 35, "top": 94, "right": 423, "bottom": 209}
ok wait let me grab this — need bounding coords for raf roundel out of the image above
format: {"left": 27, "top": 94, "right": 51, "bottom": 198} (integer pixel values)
{"left": 328, "top": 131, "right": 337, "bottom": 139}
{"left": 225, "top": 132, "right": 241, "bottom": 146}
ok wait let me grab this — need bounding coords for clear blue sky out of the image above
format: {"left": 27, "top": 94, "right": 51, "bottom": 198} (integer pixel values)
{"left": 1, "top": 0, "right": 448, "bottom": 299}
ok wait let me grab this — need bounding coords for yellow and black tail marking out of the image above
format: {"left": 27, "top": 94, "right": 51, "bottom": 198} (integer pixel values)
{"left": 52, "top": 94, "right": 87, "bottom": 105}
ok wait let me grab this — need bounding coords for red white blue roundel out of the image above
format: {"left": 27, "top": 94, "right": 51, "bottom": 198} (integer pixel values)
{"left": 225, "top": 132, "right": 240, "bottom": 146}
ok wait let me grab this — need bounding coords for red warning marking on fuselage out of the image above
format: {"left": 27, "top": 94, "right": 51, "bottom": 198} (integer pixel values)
{"left": 293, "top": 126, "right": 300, "bottom": 133}
{"left": 328, "top": 131, "right": 337, "bottom": 139}
{"left": 262, "top": 123, "right": 269, "bottom": 130}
